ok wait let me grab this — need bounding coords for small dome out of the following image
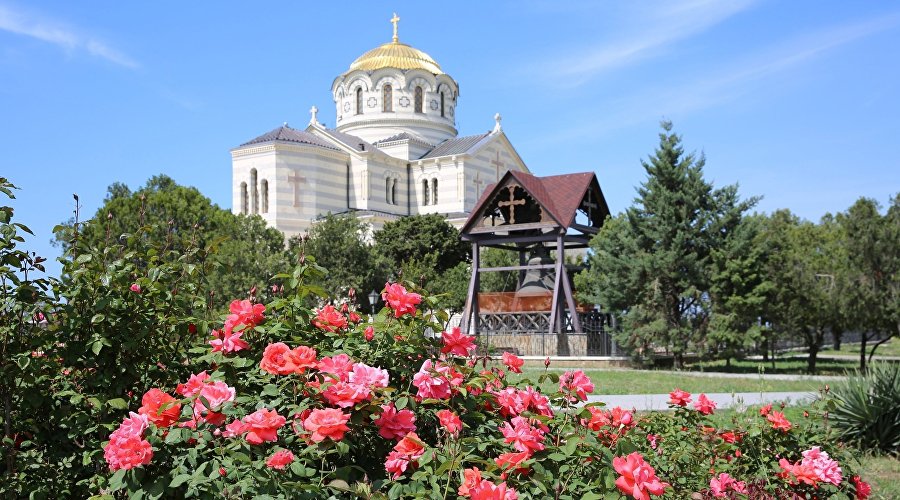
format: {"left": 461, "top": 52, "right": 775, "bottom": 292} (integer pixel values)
{"left": 346, "top": 41, "right": 443, "bottom": 75}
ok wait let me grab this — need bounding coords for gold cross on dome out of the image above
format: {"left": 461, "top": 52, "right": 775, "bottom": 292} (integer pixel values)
{"left": 391, "top": 13, "right": 400, "bottom": 42}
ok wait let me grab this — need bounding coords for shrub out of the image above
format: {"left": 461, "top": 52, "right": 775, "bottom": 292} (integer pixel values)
{"left": 831, "top": 362, "right": 900, "bottom": 453}
{"left": 93, "top": 260, "right": 873, "bottom": 499}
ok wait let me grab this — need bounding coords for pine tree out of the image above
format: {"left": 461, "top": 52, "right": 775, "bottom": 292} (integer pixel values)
{"left": 577, "top": 122, "right": 756, "bottom": 367}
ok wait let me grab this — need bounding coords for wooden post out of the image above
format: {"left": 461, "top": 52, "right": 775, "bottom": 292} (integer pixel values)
{"left": 461, "top": 243, "right": 480, "bottom": 334}
{"left": 559, "top": 235, "right": 582, "bottom": 333}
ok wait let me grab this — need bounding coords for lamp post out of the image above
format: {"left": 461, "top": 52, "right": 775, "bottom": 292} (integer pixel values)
{"left": 368, "top": 290, "right": 379, "bottom": 316}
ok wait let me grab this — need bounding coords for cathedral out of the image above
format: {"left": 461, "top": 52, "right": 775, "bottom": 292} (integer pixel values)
{"left": 230, "top": 15, "right": 530, "bottom": 236}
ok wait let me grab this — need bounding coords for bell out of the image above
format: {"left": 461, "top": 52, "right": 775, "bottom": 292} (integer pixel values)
{"left": 516, "top": 254, "right": 555, "bottom": 295}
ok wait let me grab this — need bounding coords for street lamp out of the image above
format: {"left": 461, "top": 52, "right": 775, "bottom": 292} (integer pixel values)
{"left": 368, "top": 290, "right": 379, "bottom": 315}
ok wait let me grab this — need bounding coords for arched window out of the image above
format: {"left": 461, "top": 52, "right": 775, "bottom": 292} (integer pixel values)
{"left": 432, "top": 178, "right": 438, "bottom": 205}
{"left": 260, "top": 179, "right": 268, "bottom": 213}
{"left": 391, "top": 178, "right": 397, "bottom": 205}
{"left": 382, "top": 85, "right": 392, "bottom": 112}
{"left": 440, "top": 92, "right": 445, "bottom": 117}
{"left": 250, "top": 168, "right": 258, "bottom": 214}
{"left": 422, "top": 179, "right": 429, "bottom": 205}
{"left": 414, "top": 86, "right": 423, "bottom": 113}
{"left": 240, "top": 182, "right": 248, "bottom": 214}
{"left": 386, "top": 178, "right": 393, "bottom": 205}
{"left": 356, "top": 88, "right": 363, "bottom": 115}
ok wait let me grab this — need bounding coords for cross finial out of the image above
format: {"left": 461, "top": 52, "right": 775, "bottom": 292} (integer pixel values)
{"left": 390, "top": 13, "right": 400, "bottom": 42}
{"left": 493, "top": 112, "right": 502, "bottom": 133}
{"left": 309, "top": 105, "right": 319, "bottom": 125}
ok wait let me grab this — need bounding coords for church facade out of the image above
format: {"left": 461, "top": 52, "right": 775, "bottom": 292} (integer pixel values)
{"left": 231, "top": 16, "right": 530, "bottom": 236}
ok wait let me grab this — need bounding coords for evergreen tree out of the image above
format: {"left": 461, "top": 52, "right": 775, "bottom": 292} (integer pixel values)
{"left": 576, "top": 122, "right": 756, "bottom": 367}
{"left": 708, "top": 214, "right": 774, "bottom": 366}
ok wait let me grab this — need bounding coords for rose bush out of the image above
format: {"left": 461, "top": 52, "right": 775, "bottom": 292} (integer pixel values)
{"left": 93, "top": 259, "right": 873, "bottom": 499}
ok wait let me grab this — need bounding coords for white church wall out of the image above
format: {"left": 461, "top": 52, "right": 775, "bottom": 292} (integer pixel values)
{"left": 334, "top": 68, "right": 457, "bottom": 145}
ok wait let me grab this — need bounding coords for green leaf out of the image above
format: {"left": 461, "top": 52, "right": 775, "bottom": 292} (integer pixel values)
{"left": 107, "top": 398, "right": 128, "bottom": 410}
{"left": 395, "top": 396, "right": 408, "bottom": 410}
{"left": 108, "top": 468, "right": 127, "bottom": 491}
{"left": 169, "top": 473, "right": 192, "bottom": 488}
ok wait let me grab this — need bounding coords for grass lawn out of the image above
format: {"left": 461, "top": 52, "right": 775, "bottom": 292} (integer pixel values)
{"left": 820, "top": 338, "right": 900, "bottom": 358}
{"left": 686, "top": 357, "right": 861, "bottom": 376}
{"left": 509, "top": 369, "right": 825, "bottom": 395}
{"left": 858, "top": 454, "right": 900, "bottom": 499}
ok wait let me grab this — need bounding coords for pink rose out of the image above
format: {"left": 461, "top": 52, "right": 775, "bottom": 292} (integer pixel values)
{"left": 374, "top": 404, "right": 417, "bottom": 440}
{"left": 266, "top": 449, "right": 294, "bottom": 470}
{"left": 440, "top": 327, "right": 476, "bottom": 357}
{"left": 693, "top": 394, "right": 717, "bottom": 415}
{"left": 613, "top": 452, "right": 668, "bottom": 500}
{"left": 303, "top": 408, "right": 351, "bottom": 442}
{"left": 381, "top": 282, "right": 422, "bottom": 318}
{"left": 436, "top": 409, "right": 462, "bottom": 436}
{"left": 668, "top": 388, "right": 692, "bottom": 407}
{"left": 242, "top": 408, "right": 286, "bottom": 445}
{"left": 559, "top": 370, "right": 594, "bottom": 401}
{"left": 312, "top": 304, "right": 349, "bottom": 332}
{"left": 501, "top": 352, "right": 524, "bottom": 373}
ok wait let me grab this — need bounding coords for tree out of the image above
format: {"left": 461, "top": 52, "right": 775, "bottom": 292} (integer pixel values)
{"left": 708, "top": 214, "right": 774, "bottom": 366}
{"left": 576, "top": 122, "right": 756, "bottom": 367}
{"left": 761, "top": 211, "right": 849, "bottom": 374}
{"left": 294, "top": 213, "right": 383, "bottom": 306}
{"left": 373, "top": 214, "right": 469, "bottom": 277}
{"left": 54, "top": 175, "right": 289, "bottom": 309}
{"left": 841, "top": 196, "right": 899, "bottom": 370}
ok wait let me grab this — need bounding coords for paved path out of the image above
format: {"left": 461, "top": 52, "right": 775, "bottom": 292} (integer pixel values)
{"left": 585, "top": 391, "right": 817, "bottom": 411}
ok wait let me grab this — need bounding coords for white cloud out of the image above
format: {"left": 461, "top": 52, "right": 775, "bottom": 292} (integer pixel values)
{"left": 0, "top": 4, "right": 138, "bottom": 68}
{"left": 534, "top": 12, "right": 900, "bottom": 147}
{"left": 535, "top": 0, "right": 759, "bottom": 87}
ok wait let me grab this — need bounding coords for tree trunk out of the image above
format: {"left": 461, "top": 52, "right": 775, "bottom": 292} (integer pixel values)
{"left": 674, "top": 352, "right": 684, "bottom": 370}
{"left": 859, "top": 333, "right": 867, "bottom": 373}
{"left": 807, "top": 342, "right": 818, "bottom": 374}
{"left": 833, "top": 330, "right": 842, "bottom": 351}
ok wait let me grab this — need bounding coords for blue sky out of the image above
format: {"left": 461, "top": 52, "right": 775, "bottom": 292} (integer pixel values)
{"left": 3, "top": 1, "right": 899, "bottom": 276}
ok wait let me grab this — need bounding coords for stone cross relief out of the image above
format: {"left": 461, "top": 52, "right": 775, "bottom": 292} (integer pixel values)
{"left": 490, "top": 150, "right": 505, "bottom": 181}
{"left": 497, "top": 185, "right": 526, "bottom": 224}
{"left": 286, "top": 171, "right": 306, "bottom": 208}
{"left": 471, "top": 171, "right": 485, "bottom": 194}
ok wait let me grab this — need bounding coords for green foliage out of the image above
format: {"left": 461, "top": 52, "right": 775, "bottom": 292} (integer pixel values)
{"left": 479, "top": 247, "right": 519, "bottom": 293}
{"left": 294, "top": 213, "right": 384, "bottom": 304}
{"left": 373, "top": 213, "right": 469, "bottom": 276}
{"left": 708, "top": 214, "right": 773, "bottom": 363}
{"left": 760, "top": 210, "right": 850, "bottom": 373}
{"left": 577, "top": 122, "right": 757, "bottom": 366}
{"left": 831, "top": 362, "right": 900, "bottom": 453}
{"left": 0, "top": 177, "right": 59, "bottom": 496}
{"left": 840, "top": 196, "right": 900, "bottom": 369}
{"left": 53, "top": 175, "right": 289, "bottom": 310}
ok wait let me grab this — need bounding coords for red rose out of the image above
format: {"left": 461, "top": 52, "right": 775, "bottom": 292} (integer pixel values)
{"left": 138, "top": 388, "right": 181, "bottom": 428}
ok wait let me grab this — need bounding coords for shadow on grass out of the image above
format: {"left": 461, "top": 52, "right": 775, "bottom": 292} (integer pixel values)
{"left": 683, "top": 357, "right": 868, "bottom": 376}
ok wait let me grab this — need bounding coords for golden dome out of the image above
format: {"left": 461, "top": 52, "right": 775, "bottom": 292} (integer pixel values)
{"left": 346, "top": 41, "right": 444, "bottom": 75}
